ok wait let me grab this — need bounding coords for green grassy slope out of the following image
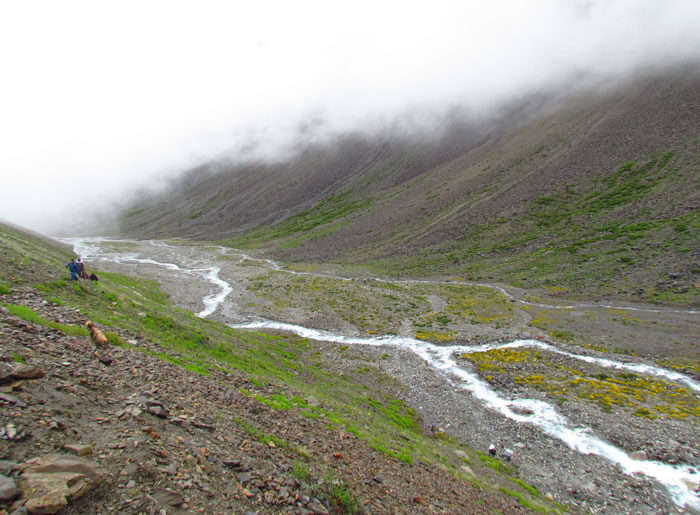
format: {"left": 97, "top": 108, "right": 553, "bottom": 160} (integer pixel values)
{"left": 0, "top": 221, "right": 75, "bottom": 287}
{"left": 367, "top": 145, "right": 700, "bottom": 304}
{"left": 0, "top": 221, "right": 562, "bottom": 512}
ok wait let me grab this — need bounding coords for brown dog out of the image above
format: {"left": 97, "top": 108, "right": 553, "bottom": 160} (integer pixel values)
{"left": 85, "top": 321, "right": 108, "bottom": 347}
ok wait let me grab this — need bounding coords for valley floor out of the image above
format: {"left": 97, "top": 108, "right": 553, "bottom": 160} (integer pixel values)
{"left": 69, "top": 238, "right": 700, "bottom": 514}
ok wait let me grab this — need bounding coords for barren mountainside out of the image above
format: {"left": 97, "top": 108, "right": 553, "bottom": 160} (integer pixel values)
{"left": 118, "top": 70, "right": 700, "bottom": 304}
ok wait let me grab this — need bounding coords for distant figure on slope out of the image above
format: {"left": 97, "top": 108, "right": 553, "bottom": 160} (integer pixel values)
{"left": 76, "top": 258, "right": 87, "bottom": 279}
{"left": 66, "top": 259, "right": 79, "bottom": 281}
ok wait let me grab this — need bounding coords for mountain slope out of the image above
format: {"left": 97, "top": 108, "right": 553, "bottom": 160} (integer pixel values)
{"left": 117, "top": 69, "right": 700, "bottom": 304}
{"left": 1, "top": 222, "right": 552, "bottom": 513}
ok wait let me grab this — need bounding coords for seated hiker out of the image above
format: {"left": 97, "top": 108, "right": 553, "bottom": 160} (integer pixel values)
{"left": 77, "top": 258, "right": 87, "bottom": 279}
{"left": 89, "top": 272, "right": 99, "bottom": 281}
{"left": 66, "top": 259, "right": 79, "bottom": 281}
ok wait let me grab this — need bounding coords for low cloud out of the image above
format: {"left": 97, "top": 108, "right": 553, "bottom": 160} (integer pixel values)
{"left": 1, "top": 0, "right": 699, "bottom": 233}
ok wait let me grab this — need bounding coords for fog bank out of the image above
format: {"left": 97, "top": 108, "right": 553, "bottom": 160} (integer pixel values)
{"left": 1, "top": 1, "right": 699, "bottom": 233}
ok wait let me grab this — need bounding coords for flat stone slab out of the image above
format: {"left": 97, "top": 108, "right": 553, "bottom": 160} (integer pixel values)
{"left": 14, "top": 454, "right": 105, "bottom": 514}
{"left": 63, "top": 443, "right": 93, "bottom": 456}
{"left": 23, "top": 454, "right": 103, "bottom": 481}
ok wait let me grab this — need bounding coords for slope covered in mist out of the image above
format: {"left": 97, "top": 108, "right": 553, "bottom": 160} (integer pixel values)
{"left": 118, "top": 70, "right": 700, "bottom": 304}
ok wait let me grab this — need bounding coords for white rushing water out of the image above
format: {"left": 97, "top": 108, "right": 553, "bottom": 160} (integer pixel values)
{"left": 64, "top": 237, "right": 232, "bottom": 318}
{"left": 64, "top": 237, "right": 700, "bottom": 510}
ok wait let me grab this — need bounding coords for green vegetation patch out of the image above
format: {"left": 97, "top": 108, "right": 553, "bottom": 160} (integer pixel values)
{"left": 0, "top": 223, "right": 74, "bottom": 286}
{"left": 245, "top": 270, "right": 515, "bottom": 340}
{"left": 224, "top": 191, "right": 374, "bottom": 249}
{"left": 462, "top": 348, "right": 700, "bottom": 419}
{"left": 3, "top": 303, "right": 88, "bottom": 337}
{"left": 246, "top": 270, "right": 430, "bottom": 334}
{"left": 363, "top": 149, "right": 700, "bottom": 305}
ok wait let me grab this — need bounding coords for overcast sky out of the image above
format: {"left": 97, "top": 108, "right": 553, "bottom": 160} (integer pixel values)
{"left": 1, "top": 0, "right": 700, "bottom": 233}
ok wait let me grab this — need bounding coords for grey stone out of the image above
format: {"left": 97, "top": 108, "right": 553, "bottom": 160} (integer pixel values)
{"left": 24, "top": 487, "right": 69, "bottom": 514}
{"left": 460, "top": 464, "right": 475, "bottom": 477}
{"left": 308, "top": 497, "right": 329, "bottom": 515}
{"left": 0, "top": 392, "right": 27, "bottom": 407}
{"left": 0, "top": 460, "right": 19, "bottom": 476}
{"left": 0, "top": 474, "right": 19, "bottom": 501}
{"left": 23, "top": 454, "right": 104, "bottom": 481}
{"left": 236, "top": 472, "right": 252, "bottom": 485}
{"left": 630, "top": 450, "right": 647, "bottom": 461}
{"left": 19, "top": 471, "right": 96, "bottom": 513}
{"left": 63, "top": 444, "right": 93, "bottom": 457}
{"left": 11, "top": 365, "right": 45, "bottom": 380}
{"left": 146, "top": 402, "right": 168, "bottom": 418}
{"left": 305, "top": 395, "right": 320, "bottom": 407}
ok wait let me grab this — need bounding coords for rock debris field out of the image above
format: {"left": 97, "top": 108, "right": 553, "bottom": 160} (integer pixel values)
{"left": 1, "top": 288, "right": 525, "bottom": 514}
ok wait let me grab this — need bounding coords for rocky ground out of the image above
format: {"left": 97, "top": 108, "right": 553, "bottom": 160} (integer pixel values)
{"left": 79, "top": 240, "right": 700, "bottom": 514}
{"left": 1, "top": 288, "right": 529, "bottom": 514}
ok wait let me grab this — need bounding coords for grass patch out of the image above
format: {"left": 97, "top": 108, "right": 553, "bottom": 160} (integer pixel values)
{"left": 4, "top": 304, "right": 89, "bottom": 336}
{"left": 4, "top": 303, "right": 42, "bottom": 324}
{"left": 476, "top": 450, "right": 513, "bottom": 475}
{"left": 511, "top": 477, "right": 539, "bottom": 496}
{"left": 499, "top": 486, "right": 546, "bottom": 513}
{"left": 235, "top": 417, "right": 288, "bottom": 448}
{"left": 292, "top": 461, "right": 310, "bottom": 481}
{"left": 106, "top": 331, "right": 128, "bottom": 347}
{"left": 464, "top": 348, "right": 700, "bottom": 419}
{"left": 224, "top": 191, "right": 374, "bottom": 249}
{"left": 324, "top": 471, "right": 360, "bottom": 514}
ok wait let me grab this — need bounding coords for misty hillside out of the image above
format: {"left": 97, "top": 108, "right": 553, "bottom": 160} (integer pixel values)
{"left": 118, "top": 70, "right": 700, "bottom": 304}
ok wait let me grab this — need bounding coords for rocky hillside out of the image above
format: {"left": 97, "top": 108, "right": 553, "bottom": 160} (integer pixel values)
{"left": 0, "top": 223, "right": 555, "bottom": 513}
{"left": 116, "top": 67, "right": 700, "bottom": 304}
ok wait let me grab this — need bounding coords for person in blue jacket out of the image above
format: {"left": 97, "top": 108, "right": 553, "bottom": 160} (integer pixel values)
{"left": 66, "top": 259, "right": 79, "bottom": 281}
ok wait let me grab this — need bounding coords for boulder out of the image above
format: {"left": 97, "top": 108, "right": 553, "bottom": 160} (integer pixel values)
{"left": 0, "top": 474, "right": 19, "bottom": 502}
{"left": 23, "top": 454, "right": 103, "bottom": 481}
{"left": 10, "top": 365, "right": 44, "bottom": 380}
{"left": 0, "top": 364, "right": 44, "bottom": 386}
{"left": 16, "top": 455, "right": 104, "bottom": 514}
{"left": 20, "top": 472, "right": 91, "bottom": 513}
{"left": 145, "top": 401, "right": 168, "bottom": 419}
{"left": 24, "top": 487, "right": 68, "bottom": 514}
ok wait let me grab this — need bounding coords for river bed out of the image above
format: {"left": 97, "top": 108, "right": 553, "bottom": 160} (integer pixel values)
{"left": 65, "top": 237, "right": 700, "bottom": 514}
